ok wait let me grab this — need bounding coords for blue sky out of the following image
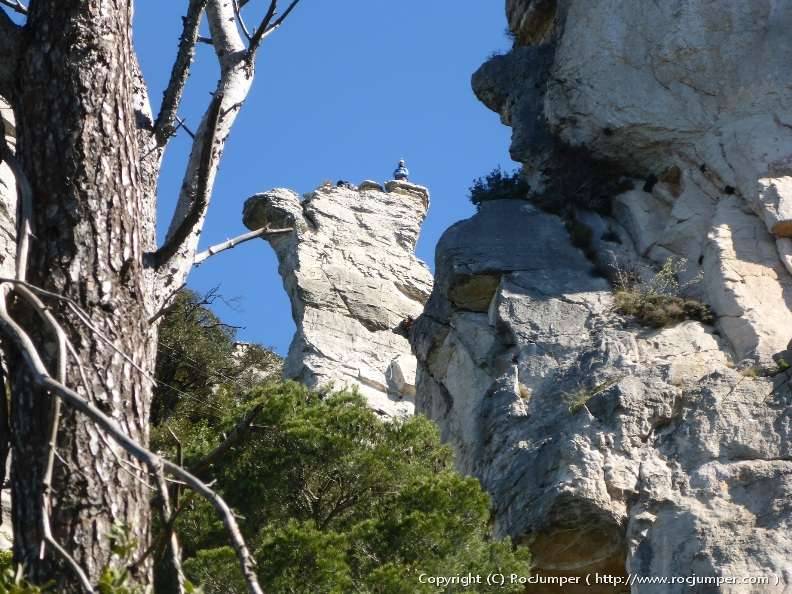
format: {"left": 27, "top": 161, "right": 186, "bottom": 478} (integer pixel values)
{"left": 134, "top": 1, "right": 513, "bottom": 354}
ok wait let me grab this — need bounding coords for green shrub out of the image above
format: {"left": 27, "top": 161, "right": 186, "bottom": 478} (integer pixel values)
{"left": 741, "top": 358, "right": 791, "bottom": 379}
{"left": 614, "top": 291, "right": 714, "bottom": 328}
{"left": 612, "top": 257, "right": 713, "bottom": 328}
{"left": 469, "top": 167, "right": 530, "bottom": 208}
{"left": 564, "top": 376, "right": 623, "bottom": 414}
{"left": 174, "top": 384, "right": 532, "bottom": 593}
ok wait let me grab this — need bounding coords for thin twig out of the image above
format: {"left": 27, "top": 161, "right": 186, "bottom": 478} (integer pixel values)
{"left": 9, "top": 286, "right": 92, "bottom": 593}
{"left": 247, "top": 0, "right": 302, "bottom": 61}
{"left": 147, "top": 283, "right": 187, "bottom": 325}
{"left": 232, "top": 0, "right": 252, "bottom": 41}
{"left": 168, "top": 427, "right": 184, "bottom": 506}
{"left": 153, "top": 463, "right": 187, "bottom": 594}
{"left": 150, "top": 92, "right": 224, "bottom": 268}
{"left": 174, "top": 116, "right": 196, "bottom": 139}
{"left": 193, "top": 226, "right": 293, "bottom": 266}
{"left": 189, "top": 403, "right": 263, "bottom": 478}
{"left": 154, "top": 0, "right": 209, "bottom": 145}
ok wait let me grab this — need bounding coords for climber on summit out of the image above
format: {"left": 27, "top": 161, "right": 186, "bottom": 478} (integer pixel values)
{"left": 393, "top": 159, "right": 409, "bottom": 181}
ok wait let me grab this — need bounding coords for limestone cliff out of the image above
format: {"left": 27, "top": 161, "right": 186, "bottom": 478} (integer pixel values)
{"left": 410, "top": 1, "right": 792, "bottom": 591}
{"left": 243, "top": 180, "right": 432, "bottom": 417}
{"left": 0, "top": 97, "right": 16, "bottom": 281}
{"left": 0, "top": 98, "right": 13, "bottom": 552}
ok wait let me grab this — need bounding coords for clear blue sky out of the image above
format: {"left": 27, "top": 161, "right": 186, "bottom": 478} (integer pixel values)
{"left": 134, "top": 1, "right": 513, "bottom": 354}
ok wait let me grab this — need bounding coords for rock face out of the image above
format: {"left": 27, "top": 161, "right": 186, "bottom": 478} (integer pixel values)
{"left": 411, "top": 1, "right": 792, "bottom": 591}
{"left": 244, "top": 181, "right": 433, "bottom": 417}
{"left": 0, "top": 97, "right": 17, "bottom": 280}
{"left": 0, "top": 99, "right": 14, "bottom": 552}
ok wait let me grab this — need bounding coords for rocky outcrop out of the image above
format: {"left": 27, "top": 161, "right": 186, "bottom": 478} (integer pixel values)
{"left": 244, "top": 181, "right": 432, "bottom": 417}
{"left": 0, "top": 99, "right": 14, "bottom": 552}
{"left": 0, "top": 97, "right": 16, "bottom": 280}
{"left": 474, "top": 0, "right": 792, "bottom": 365}
{"left": 411, "top": 1, "right": 792, "bottom": 590}
{"left": 0, "top": 491, "right": 9, "bottom": 551}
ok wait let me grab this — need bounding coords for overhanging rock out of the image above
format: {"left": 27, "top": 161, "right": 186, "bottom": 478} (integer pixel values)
{"left": 243, "top": 180, "right": 433, "bottom": 417}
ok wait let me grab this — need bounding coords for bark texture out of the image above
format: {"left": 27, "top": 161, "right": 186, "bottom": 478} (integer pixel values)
{"left": 10, "top": 0, "right": 154, "bottom": 589}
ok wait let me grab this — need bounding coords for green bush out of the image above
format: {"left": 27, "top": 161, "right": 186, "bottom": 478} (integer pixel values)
{"left": 614, "top": 290, "right": 713, "bottom": 328}
{"left": 612, "top": 257, "right": 714, "bottom": 328}
{"left": 469, "top": 167, "right": 530, "bottom": 208}
{"left": 171, "top": 384, "right": 531, "bottom": 594}
{"left": 150, "top": 288, "right": 530, "bottom": 593}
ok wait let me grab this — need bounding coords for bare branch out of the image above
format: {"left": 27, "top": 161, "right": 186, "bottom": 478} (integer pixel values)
{"left": 150, "top": 92, "right": 223, "bottom": 268}
{"left": 251, "top": 0, "right": 278, "bottom": 45}
{"left": 232, "top": 0, "right": 252, "bottom": 41}
{"left": 154, "top": 0, "right": 208, "bottom": 145}
{"left": 0, "top": 290, "right": 265, "bottom": 594}
{"left": 152, "top": 0, "right": 256, "bottom": 305}
{"left": 247, "top": 0, "right": 302, "bottom": 60}
{"left": 168, "top": 427, "right": 184, "bottom": 506}
{"left": 153, "top": 464, "right": 187, "bottom": 594}
{"left": 147, "top": 283, "right": 187, "bottom": 325}
{"left": 194, "top": 226, "right": 293, "bottom": 266}
{"left": 174, "top": 115, "right": 196, "bottom": 139}
{"left": 0, "top": 356, "right": 8, "bottom": 508}
{"left": 11, "top": 285, "right": 92, "bottom": 593}
{"left": 189, "top": 403, "right": 263, "bottom": 478}
{"left": 0, "top": 0, "right": 26, "bottom": 16}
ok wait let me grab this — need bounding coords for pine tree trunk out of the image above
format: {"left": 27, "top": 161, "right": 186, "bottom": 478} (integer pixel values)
{"left": 8, "top": 1, "right": 156, "bottom": 589}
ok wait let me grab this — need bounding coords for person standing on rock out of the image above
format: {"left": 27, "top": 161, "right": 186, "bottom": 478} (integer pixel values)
{"left": 393, "top": 159, "right": 409, "bottom": 181}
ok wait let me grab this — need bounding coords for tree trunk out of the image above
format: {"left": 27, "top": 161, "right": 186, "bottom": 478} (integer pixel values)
{"left": 8, "top": 0, "right": 156, "bottom": 589}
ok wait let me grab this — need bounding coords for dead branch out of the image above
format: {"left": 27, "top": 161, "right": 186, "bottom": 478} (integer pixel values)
{"left": 154, "top": 0, "right": 208, "bottom": 146}
{"left": 174, "top": 115, "right": 196, "bottom": 139}
{"left": 168, "top": 427, "right": 184, "bottom": 506}
{"left": 150, "top": 92, "right": 223, "bottom": 268}
{"left": 10, "top": 285, "right": 92, "bottom": 593}
{"left": 0, "top": 0, "right": 26, "bottom": 16}
{"left": 0, "top": 356, "right": 8, "bottom": 510}
{"left": 232, "top": 0, "right": 252, "bottom": 41}
{"left": 147, "top": 283, "right": 187, "bottom": 325}
{"left": 193, "top": 226, "right": 293, "bottom": 266}
{"left": 189, "top": 403, "right": 263, "bottom": 478}
{"left": 247, "top": 0, "right": 302, "bottom": 61}
{"left": 249, "top": 0, "right": 277, "bottom": 50}
{"left": 153, "top": 464, "right": 187, "bottom": 594}
{"left": 152, "top": 0, "right": 258, "bottom": 305}
{"left": 0, "top": 293, "right": 265, "bottom": 594}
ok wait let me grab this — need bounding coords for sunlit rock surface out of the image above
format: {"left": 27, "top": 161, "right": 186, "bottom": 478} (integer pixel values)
{"left": 410, "top": 1, "right": 792, "bottom": 591}
{"left": 0, "top": 97, "right": 16, "bottom": 280}
{"left": 244, "top": 181, "right": 432, "bottom": 417}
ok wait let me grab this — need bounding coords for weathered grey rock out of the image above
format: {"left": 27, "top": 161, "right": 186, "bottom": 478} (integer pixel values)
{"left": 0, "top": 97, "right": 16, "bottom": 280}
{"left": 0, "top": 489, "right": 9, "bottom": 551}
{"left": 244, "top": 181, "right": 432, "bottom": 417}
{"left": 0, "top": 100, "right": 15, "bottom": 553}
{"left": 412, "top": 200, "right": 792, "bottom": 592}
{"left": 474, "top": 0, "right": 792, "bottom": 366}
{"left": 409, "top": 2, "right": 792, "bottom": 589}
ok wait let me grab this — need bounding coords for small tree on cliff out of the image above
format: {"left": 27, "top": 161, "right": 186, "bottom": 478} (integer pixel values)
{"left": 0, "top": 1, "right": 301, "bottom": 592}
